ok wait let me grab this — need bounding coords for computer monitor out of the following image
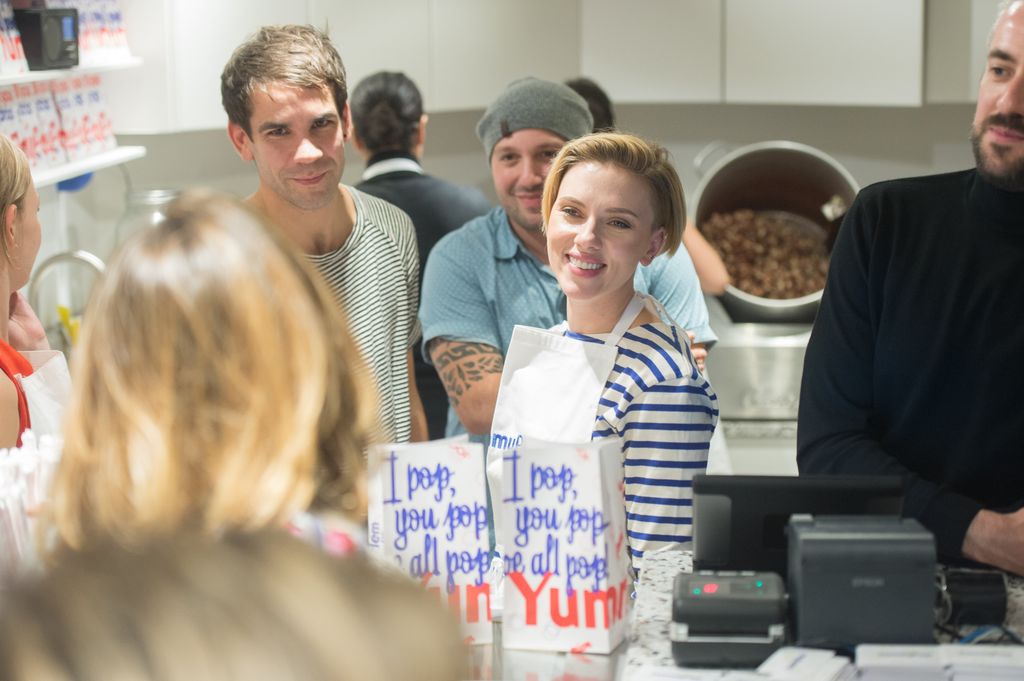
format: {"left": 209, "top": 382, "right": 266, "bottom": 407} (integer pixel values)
{"left": 692, "top": 474, "right": 903, "bottom": 576}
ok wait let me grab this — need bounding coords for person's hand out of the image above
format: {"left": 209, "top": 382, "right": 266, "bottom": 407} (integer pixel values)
{"left": 963, "top": 508, "right": 1024, "bottom": 576}
{"left": 685, "top": 330, "right": 707, "bottom": 375}
{"left": 7, "top": 291, "right": 50, "bottom": 351}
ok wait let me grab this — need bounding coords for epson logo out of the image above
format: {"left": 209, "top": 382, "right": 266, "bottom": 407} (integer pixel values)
{"left": 851, "top": 576, "right": 885, "bottom": 588}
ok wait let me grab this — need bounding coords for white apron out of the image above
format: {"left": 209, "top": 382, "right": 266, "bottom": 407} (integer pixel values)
{"left": 489, "top": 293, "right": 646, "bottom": 448}
{"left": 16, "top": 350, "right": 72, "bottom": 439}
{"left": 487, "top": 293, "right": 647, "bottom": 542}
{"left": 485, "top": 294, "right": 648, "bottom": 615}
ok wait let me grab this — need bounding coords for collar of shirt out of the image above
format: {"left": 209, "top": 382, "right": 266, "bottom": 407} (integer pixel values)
{"left": 361, "top": 155, "right": 423, "bottom": 181}
{"left": 492, "top": 207, "right": 549, "bottom": 268}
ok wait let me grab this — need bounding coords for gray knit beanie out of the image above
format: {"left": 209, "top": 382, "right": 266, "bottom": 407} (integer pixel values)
{"left": 476, "top": 77, "right": 594, "bottom": 160}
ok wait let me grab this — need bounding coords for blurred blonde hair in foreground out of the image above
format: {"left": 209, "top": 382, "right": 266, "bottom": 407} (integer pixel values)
{"left": 45, "top": 190, "right": 379, "bottom": 554}
{"left": 0, "top": 530, "right": 467, "bottom": 681}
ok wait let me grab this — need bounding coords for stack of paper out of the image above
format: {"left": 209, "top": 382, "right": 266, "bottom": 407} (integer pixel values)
{"left": 856, "top": 645, "right": 946, "bottom": 681}
{"left": 944, "top": 645, "right": 1024, "bottom": 681}
{"left": 856, "top": 643, "right": 1024, "bottom": 681}
{"left": 757, "top": 647, "right": 855, "bottom": 681}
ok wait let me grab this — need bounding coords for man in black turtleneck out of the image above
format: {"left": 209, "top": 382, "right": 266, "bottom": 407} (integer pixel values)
{"left": 350, "top": 72, "right": 491, "bottom": 439}
{"left": 799, "top": 1, "right": 1024, "bottom": 575}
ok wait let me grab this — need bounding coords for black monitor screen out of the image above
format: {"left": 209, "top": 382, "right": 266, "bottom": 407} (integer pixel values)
{"left": 692, "top": 474, "right": 903, "bottom": 576}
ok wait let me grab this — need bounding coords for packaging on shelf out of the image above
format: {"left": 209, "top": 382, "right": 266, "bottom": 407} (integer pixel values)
{"left": 0, "top": 0, "right": 28, "bottom": 75}
{"left": 51, "top": 77, "right": 85, "bottom": 161}
{"left": 0, "top": 86, "right": 18, "bottom": 144}
{"left": 12, "top": 82, "right": 39, "bottom": 166}
{"left": 103, "top": 0, "right": 128, "bottom": 56}
{"left": 82, "top": 73, "right": 113, "bottom": 153}
{"left": 32, "top": 81, "right": 66, "bottom": 167}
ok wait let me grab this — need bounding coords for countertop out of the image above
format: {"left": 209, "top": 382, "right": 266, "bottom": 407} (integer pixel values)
{"left": 468, "top": 551, "right": 1024, "bottom": 680}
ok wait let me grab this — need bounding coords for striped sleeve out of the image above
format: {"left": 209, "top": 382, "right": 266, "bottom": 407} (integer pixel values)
{"left": 593, "top": 323, "right": 719, "bottom": 567}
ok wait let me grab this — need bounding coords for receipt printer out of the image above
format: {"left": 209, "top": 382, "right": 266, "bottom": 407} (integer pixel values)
{"left": 787, "top": 515, "right": 936, "bottom": 648}
{"left": 670, "top": 571, "right": 786, "bottom": 667}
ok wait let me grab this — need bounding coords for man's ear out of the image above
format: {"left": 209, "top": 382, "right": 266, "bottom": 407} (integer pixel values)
{"left": 642, "top": 227, "right": 667, "bottom": 265}
{"left": 341, "top": 102, "right": 353, "bottom": 142}
{"left": 227, "top": 121, "right": 254, "bottom": 161}
{"left": 416, "top": 113, "right": 428, "bottom": 147}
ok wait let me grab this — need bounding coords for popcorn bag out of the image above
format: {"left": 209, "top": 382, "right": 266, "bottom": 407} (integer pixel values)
{"left": 0, "top": 87, "right": 18, "bottom": 145}
{"left": 82, "top": 74, "right": 115, "bottom": 153}
{"left": 32, "top": 82, "right": 66, "bottom": 168}
{"left": 500, "top": 438, "right": 631, "bottom": 654}
{"left": 367, "top": 440, "right": 493, "bottom": 644}
{"left": 12, "top": 84, "right": 39, "bottom": 167}
{"left": 0, "top": 0, "right": 28, "bottom": 75}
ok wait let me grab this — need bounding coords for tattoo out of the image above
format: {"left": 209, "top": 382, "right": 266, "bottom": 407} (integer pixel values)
{"left": 430, "top": 340, "right": 503, "bottom": 409}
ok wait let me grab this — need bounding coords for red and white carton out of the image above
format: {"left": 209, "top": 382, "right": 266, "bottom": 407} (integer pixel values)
{"left": 500, "top": 438, "right": 632, "bottom": 654}
{"left": 0, "top": 86, "right": 19, "bottom": 145}
{"left": 0, "top": 0, "right": 28, "bottom": 75}
{"left": 52, "top": 78, "right": 87, "bottom": 161}
{"left": 104, "top": 0, "right": 129, "bottom": 57}
{"left": 12, "top": 83, "right": 40, "bottom": 167}
{"left": 32, "top": 82, "right": 66, "bottom": 168}
{"left": 82, "top": 74, "right": 114, "bottom": 153}
{"left": 368, "top": 439, "right": 494, "bottom": 645}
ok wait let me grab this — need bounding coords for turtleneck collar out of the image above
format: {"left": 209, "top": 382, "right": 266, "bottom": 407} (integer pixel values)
{"left": 969, "top": 169, "right": 1024, "bottom": 234}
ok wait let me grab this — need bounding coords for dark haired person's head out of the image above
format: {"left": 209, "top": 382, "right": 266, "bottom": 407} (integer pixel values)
{"left": 350, "top": 71, "right": 425, "bottom": 157}
{"left": 565, "top": 77, "right": 616, "bottom": 132}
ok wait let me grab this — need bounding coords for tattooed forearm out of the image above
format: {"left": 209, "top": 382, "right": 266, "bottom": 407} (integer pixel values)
{"left": 430, "top": 340, "right": 503, "bottom": 409}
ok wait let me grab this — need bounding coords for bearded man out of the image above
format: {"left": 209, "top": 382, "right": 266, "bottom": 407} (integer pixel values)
{"left": 798, "top": 0, "right": 1024, "bottom": 575}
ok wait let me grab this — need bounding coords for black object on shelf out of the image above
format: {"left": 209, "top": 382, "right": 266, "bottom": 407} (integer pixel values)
{"left": 14, "top": 8, "right": 79, "bottom": 71}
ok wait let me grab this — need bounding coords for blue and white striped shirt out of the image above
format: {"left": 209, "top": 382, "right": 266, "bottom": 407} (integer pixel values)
{"left": 565, "top": 322, "right": 719, "bottom": 568}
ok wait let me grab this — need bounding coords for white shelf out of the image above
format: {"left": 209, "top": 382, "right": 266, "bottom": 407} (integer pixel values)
{"left": 0, "top": 56, "right": 143, "bottom": 87}
{"left": 33, "top": 146, "right": 146, "bottom": 189}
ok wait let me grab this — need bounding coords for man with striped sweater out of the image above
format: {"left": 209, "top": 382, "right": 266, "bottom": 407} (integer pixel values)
{"left": 221, "top": 25, "right": 426, "bottom": 443}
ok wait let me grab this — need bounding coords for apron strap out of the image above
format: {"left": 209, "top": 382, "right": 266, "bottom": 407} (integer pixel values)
{"left": 643, "top": 294, "right": 682, "bottom": 329}
{"left": 607, "top": 293, "right": 648, "bottom": 345}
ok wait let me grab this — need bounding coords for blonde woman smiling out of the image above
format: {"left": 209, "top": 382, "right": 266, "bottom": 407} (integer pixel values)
{"left": 490, "top": 133, "right": 719, "bottom": 567}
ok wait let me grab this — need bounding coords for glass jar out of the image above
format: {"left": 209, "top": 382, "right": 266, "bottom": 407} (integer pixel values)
{"left": 114, "top": 189, "right": 179, "bottom": 246}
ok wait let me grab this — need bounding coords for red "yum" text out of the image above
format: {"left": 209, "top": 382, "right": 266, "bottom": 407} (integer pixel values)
{"left": 507, "top": 572, "right": 628, "bottom": 629}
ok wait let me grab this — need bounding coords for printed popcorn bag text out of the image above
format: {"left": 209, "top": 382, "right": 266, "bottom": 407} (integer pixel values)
{"left": 500, "top": 438, "right": 630, "bottom": 654}
{"left": 368, "top": 440, "right": 492, "bottom": 644}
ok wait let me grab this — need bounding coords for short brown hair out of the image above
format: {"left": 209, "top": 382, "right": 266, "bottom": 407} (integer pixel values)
{"left": 221, "top": 25, "right": 348, "bottom": 136}
{"left": 542, "top": 132, "right": 685, "bottom": 256}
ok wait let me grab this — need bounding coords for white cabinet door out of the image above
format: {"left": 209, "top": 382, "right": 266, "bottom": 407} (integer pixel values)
{"left": 311, "top": 0, "right": 432, "bottom": 106}
{"left": 925, "top": 0, "right": 1002, "bottom": 103}
{"left": 104, "top": 0, "right": 173, "bottom": 133}
{"left": 725, "top": 0, "right": 924, "bottom": 106}
{"left": 169, "top": 1, "right": 303, "bottom": 131}
{"left": 430, "top": 0, "right": 580, "bottom": 111}
{"left": 580, "top": 0, "right": 721, "bottom": 103}
{"left": 108, "top": 0, "right": 307, "bottom": 133}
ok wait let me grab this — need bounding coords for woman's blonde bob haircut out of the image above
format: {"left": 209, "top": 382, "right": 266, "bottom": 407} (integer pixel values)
{"left": 0, "top": 134, "right": 32, "bottom": 264}
{"left": 48, "top": 190, "right": 378, "bottom": 553}
{"left": 541, "top": 131, "right": 686, "bottom": 256}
